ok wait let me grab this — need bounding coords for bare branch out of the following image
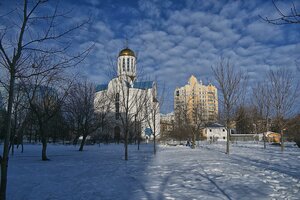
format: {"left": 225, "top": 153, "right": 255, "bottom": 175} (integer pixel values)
{"left": 260, "top": 0, "right": 300, "bottom": 25}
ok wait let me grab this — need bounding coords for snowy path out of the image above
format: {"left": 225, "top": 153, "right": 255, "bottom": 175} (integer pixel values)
{"left": 2, "top": 142, "right": 300, "bottom": 200}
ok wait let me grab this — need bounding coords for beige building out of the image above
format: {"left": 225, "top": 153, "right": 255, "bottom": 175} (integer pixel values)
{"left": 174, "top": 75, "right": 218, "bottom": 124}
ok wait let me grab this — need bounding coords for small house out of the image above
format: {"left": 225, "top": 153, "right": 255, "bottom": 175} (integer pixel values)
{"left": 204, "top": 123, "right": 227, "bottom": 142}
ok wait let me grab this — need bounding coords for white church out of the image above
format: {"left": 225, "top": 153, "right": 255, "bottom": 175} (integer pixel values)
{"left": 94, "top": 47, "right": 160, "bottom": 142}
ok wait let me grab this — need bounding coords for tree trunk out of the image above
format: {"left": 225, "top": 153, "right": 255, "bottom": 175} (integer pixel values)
{"left": 226, "top": 117, "right": 230, "bottom": 155}
{"left": 137, "top": 129, "right": 141, "bottom": 150}
{"left": 263, "top": 133, "right": 266, "bottom": 149}
{"left": 153, "top": 134, "right": 156, "bottom": 154}
{"left": 281, "top": 129, "right": 284, "bottom": 152}
{"left": 29, "top": 124, "right": 32, "bottom": 143}
{"left": 226, "top": 129, "right": 230, "bottom": 154}
{"left": 0, "top": 74, "right": 15, "bottom": 200}
{"left": 11, "top": 142, "right": 14, "bottom": 156}
{"left": 29, "top": 131, "right": 32, "bottom": 143}
{"left": 34, "top": 132, "right": 37, "bottom": 143}
{"left": 192, "top": 130, "right": 196, "bottom": 149}
{"left": 10, "top": 116, "right": 17, "bottom": 156}
{"left": 264, "top": 119, "right": 268, "bottom": 149}
{"left": 41, "top": 136, "right": 49, "bottom": 161}
{"left": 153, "top": 118, "right": 157, "bottom": 154}
{"left": 125, "top": 128, "right": 128, "bottom": 160}
{"left": 79, "top": 135, "right": 87, "bottom": 151}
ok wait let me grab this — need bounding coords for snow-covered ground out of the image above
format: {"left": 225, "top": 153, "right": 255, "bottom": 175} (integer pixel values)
{"left": 2, "top": 141, "right": 300, "bottom": 200}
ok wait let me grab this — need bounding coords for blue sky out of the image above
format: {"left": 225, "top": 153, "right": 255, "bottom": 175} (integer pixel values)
{"left": 1, "top": 0, "right": 300, "bottom": 113}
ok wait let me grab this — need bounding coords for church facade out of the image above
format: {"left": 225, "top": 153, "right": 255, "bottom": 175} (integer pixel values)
{"left": 94, "top": 48, "right": 160, "bottom": 141}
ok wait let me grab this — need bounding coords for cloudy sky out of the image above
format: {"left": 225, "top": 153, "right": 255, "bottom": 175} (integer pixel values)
{"left": 2, "top": 0, "right": 300, "bottom": 113}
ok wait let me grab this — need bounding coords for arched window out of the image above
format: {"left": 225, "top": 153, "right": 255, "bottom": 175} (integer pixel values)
{"left": 116, "top": 93, "right": 119, "bottom": 102}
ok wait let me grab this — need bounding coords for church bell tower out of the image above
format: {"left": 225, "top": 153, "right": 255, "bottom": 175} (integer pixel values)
{"left": 117, "top": 48, "right": 137, "bottom": 83}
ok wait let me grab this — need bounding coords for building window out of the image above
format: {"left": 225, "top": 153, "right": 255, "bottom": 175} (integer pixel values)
{"left": 127, "top": 58, "right": 130, "bottom": 71}
{"left": 223, "top": 129, "right": 225, "bottom": 132}
{"left": 131, "top": 58, "right": 134, "bottom": 71}
{"left": 176, "top": 90, "right": 179, "bottom": 96}
{"left": 122, "top": 58, "right": 125, "bottom": 71}
{"left": 223, "top": 137, "right": 226, "bottom": 140}
{"left": 115, "top": 102, "right": 119, "bottom": 120}
{"left": 115, "top": 93, "right": 120, "bottom": 119}
{"left": 209, "top": 129, "right": 212, "bottom": 132}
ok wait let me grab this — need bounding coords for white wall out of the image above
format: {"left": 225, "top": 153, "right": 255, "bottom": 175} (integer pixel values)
{"left": 206, "top": 127, "right": 227, "bottom": 142}
{"left": 94, "top": 78, "right": 160, "bottom": 140}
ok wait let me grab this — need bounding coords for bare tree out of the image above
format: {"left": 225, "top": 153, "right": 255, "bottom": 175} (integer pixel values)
{"left": 211, "top": 58, "right": 247, "bottom": 154}
{"left": 0, "top": 110, "right": 5, "bottom": 141}
{"left": 64, "top": 80, "right": 101, "bottom": 151}
{"left": 174, "top": 102, "right": 191, "bottom": 143}
{"left": 260, "top": 1, "right": 299, "bottom": 149}
{"left": 145, "top": 82, "right": 163, "bottom": 154}
{"left": 260, "top": 0, "right": 300, "bottom": 25}
{"left": 159, "top": 113, "right": 175, "bottom": 142}
{"left": 106, "top": 77, "right": 149, "bottom": 160}
{"left": 9, "top": 85, "right": 30, "bottom": 155}
{"left": 286, "top": 114, "right": 300, "bottom": 147}
{"left": 252, "top": 81, "right": 272, "bottom": 149}
{"left": 93, "top": 90, "right": 112, "bottom": 145}
{"left": 235, "top": 105, "right": 255, "bottom": 134}
{"left": 21, "top": 70, "right": 71, "bottom": 160}
{"left": 0, "top": 91, "right": 4, "bottom": 109}
{"left": 175, "top": 93, "right": 207, "bottom": 149}
{"left": 267, "top": 68, "right": 298, "bottom": 151}
{"left": 132, "top": 90, "right": 149, "bottom": 150}
{"left": 0, "top": 0, "right": 91, "bottom": 198}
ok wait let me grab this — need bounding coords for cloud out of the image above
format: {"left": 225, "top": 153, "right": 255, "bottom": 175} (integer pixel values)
{"left": 23, "top": 0, "right": 299, "bottom": 113}
{"left": 138, "top": 0, "right": 161, "bottom": 18}
{"left": 93, "top": 22, "right": 114, "bottom": 39}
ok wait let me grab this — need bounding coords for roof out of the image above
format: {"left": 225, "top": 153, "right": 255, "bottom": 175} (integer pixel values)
{"left": 119, "top": 48, "right": 135, "bottom": 57}
{"left": 95, "top": 84, "right": 108, "bottom": 92}
{"left": 206, "top": 123, "right": 225, "bottom": 128}
{"left": 133, "top": 81, "right": 153, "bottom": 89}
{"left": 95, "top": 81, "right": 153, "bottom": 92}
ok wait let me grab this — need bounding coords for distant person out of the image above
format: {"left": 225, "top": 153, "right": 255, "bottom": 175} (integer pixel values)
{"left": 186, "top": 139, "right": 191, "bottom": 147}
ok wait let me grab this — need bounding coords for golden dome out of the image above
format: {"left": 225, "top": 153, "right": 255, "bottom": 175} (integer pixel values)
{"left": 118, "top": 48, "right": 135, "bottom": 57}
